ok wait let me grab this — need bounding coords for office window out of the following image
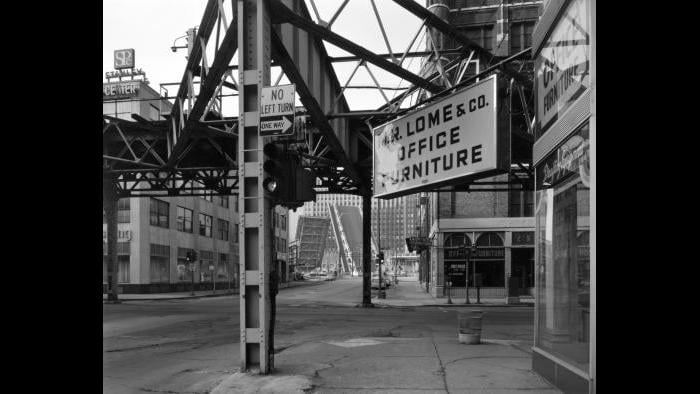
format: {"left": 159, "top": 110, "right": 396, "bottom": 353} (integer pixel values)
{"left": 201, "top": 190, "right": 213, "bottom": 202}
{"left": 233, "top": 223, "right": 239, "bottom": 243}
{"left": 199, "top": 213, "right": 212, "bottom": 237}
{"left": 117, "top": 198, "right": 130, "bottom": 223}
{"left": 510, "top": 21, "right": 536, "bottom": 55}
{"left": 150, "top": 244, "right": 170, "bottom": 283}
{"left": 149, "top": 198, "right": 169, "bottom": 228}
{"left": 219, "top": 195, "right": 229, "bottom": 208}
{"left": 177, "top": 206, "right": 193, "bottom": 233}
{"left": 218, "top": 253, "right": 229, "bottom": 282}
{"left": 218, "top": 219, "right": 229, "bottom": 241}
{"left": 281, "top": 215, "right": 286, "bottom": 230}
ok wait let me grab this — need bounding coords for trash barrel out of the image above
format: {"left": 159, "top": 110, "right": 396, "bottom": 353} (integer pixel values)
{"left": 457, "top": 310, "right": 483, "bottom": 344}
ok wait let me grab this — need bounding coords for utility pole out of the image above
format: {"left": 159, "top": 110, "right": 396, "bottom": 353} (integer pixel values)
{"left": 103, "top": 174, "right": 119, "bottom": 303}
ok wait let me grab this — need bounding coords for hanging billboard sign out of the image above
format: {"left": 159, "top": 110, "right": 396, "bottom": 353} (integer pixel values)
{"left": 373, "top": 75, "right": 508, "bottom": 198}
{"left": 535, "top": 0, "right": 590, "bottom": 135}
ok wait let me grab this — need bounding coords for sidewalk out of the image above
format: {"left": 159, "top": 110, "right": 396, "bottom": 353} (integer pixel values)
{"left": 102, "top": 279, "right": 326, "bottom": 301}
{"left": 372, "top": 276, "right": 534, "bottom": 307}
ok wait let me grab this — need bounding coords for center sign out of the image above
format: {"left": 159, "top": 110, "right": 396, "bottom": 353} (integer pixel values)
{"left": 373, "top": 75, "right": 508, "bottom": 198}
{"left": 260, "top": 84, "right": 296, "bottom": 136}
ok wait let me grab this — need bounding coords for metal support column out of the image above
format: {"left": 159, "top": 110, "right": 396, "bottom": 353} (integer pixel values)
{"left": 238, "top": 0, "right": 273, "bottom": 374}
{"left": 103, "top": 175, "right": 119, "bottom": 303}
{"left": 361, "top": 194, "right": 372, "bottom": 307}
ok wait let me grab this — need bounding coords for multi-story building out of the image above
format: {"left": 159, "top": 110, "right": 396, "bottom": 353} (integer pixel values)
{"left": 531, "top": 0, "right": 594, "bottom": 391}
{"left": 417, "top": 0, "right": 542, "bottom": 299}
{"left": 102, "top": 77, "right": 289, "bottom": 293}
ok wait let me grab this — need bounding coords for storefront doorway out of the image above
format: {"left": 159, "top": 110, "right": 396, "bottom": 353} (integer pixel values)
{"left": 511, "top": 248, "right": 534, "bottom": 295}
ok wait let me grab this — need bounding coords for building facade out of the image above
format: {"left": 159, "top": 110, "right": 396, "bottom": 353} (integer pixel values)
{"left": 418, "top": 0, "right": 542, "bottom": 299}
{"left": 531, "top": 0, "right": 594, "bottom": 392}
{"left": 102, "top": 79, "right": 289, "bottom": 293}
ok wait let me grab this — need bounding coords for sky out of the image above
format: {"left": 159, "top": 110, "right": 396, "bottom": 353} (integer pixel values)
{"left": 103, "top": 0, "right": 429, "bottom": 237}
{"left": 103, "top": 0, "right": 429, "bottom": 112}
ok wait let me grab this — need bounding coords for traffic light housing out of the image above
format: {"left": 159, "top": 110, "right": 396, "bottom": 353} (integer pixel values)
{"left": 263, "top": 141, "right": 316, "bottom": 210}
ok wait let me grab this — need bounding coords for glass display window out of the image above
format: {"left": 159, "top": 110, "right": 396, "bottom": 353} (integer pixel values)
{"left": 535, "top": 121, "right": 590, "bottom": 373}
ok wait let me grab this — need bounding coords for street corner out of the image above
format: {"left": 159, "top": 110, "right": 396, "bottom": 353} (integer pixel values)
{"left": 210, "top": 371, "right": 314, "bottom": 394}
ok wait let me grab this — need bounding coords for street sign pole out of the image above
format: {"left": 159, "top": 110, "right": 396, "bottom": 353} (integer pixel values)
{"left": 238, "top": 0, "right": 273, "bottom": 374}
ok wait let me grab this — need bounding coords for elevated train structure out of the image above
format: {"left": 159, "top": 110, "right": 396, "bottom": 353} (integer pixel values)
{"left": 103, "top": 0, "right": 537, "bottom": 373}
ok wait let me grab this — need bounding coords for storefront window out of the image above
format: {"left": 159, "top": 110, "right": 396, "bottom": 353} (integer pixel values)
{"left": 150, "top": 244, "right": 170, "bottom": 283}
{"left": 535, "top": 122, "right": 590, "bottom": 373}
{"left": 444, "top": 233, "right": 471, "bottom": 288}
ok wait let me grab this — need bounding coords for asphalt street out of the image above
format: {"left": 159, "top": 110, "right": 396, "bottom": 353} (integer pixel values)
{"left": 103, "top": 277, "right": 536, "bottom": 393}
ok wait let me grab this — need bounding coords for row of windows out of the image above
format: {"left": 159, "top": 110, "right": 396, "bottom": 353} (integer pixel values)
{"left": 153, "top": 199, "right": 235, "bottom": 241}
{"left": 200, "top": 192, "right": 233, "bottom": 209}
{"left": 149, "top": 245, "right": 235, "bottom": 283}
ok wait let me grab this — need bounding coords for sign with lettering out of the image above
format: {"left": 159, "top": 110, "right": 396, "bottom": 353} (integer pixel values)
{"left": 445, "top": 247, "right": 467, "bottom": 260}
{"left": 538, "top": 124, "right": 589, "bottom": 188}
{"left": 373, "top": 75, "right": 504, "bottom": 198}
{"left": 535, "top": 0, "right": 590, "bottom": 134}
{"left": 260, "top": 84, "right": 296, "bottom": 136}
{"left": 473, "top": 248, "right": 505, "bottom": 259}
{"left": 114, "top": 49, "right": 135, "bottom": 70}
{"left": 103, "top": 81, "right": 140, "bottom": 99}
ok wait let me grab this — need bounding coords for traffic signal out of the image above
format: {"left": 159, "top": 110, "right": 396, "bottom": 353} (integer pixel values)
{"left": 377, "top": 251, "right": 384, "bottom": 263}
{"left": 186, "top": 250, "right": 198, "bottom": 263}
{"left": 263, "top": 141, "right": 292, "bottom": 202}
{"left": 263, "top": 141, "right": 317, "bottom": 210}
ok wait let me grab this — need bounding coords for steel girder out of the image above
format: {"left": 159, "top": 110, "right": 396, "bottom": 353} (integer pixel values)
{"left": 168, "top": 0, "right": 221, "bottom": 151}
{"left": 103, "top": 115, "right": 238, "bottom": 197}
{"left": 391, "top": 0, "right": 531, "bottom": 88}
{"left": 270, "top": 27, "right": 368, "bottom": 195}
{"left": 269, "top": 0, "right": 443, "bottom": 95}
{"left": 110, "top": 167, "right": 239, "bottom": 198}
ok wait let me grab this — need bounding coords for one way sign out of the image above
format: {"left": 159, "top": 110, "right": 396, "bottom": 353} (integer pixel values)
{"left": 260, "top": 116, "right": 293, "bottom": 135}
{"left": 259, "top": 84, "right": 296, "bottom": 136}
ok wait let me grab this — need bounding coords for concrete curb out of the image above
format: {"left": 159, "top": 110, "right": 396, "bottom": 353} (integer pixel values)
{"left": 102, "top": 280, "right": 328, "bottom": 302}
{"left": 376, "top": 303, "right": 535, "bottom": 308}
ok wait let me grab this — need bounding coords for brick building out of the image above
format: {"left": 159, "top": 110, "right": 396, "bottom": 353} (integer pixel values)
{"left": 417, "top": 0, "right": 542, "bottom": 299}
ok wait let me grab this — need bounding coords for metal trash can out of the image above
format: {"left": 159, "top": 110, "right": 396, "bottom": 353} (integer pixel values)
{"left": 457, "top": 310, "right": 483, "bottom": 344}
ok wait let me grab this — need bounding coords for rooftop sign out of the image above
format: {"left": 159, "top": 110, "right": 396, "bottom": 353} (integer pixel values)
{"left": 114, "top": 48, "right": 135, "bottom": 70}
{"left": 373, "top": 75, "right": 507, "bottom": 198}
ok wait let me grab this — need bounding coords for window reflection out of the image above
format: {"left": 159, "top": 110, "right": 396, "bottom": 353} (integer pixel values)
{"left": 535, "top": 122, "right": 590, "bottom": 372}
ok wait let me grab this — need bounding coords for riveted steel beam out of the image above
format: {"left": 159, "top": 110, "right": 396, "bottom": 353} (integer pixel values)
{"left": 268, "top": 0, "right": 442, "bottom": 94}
